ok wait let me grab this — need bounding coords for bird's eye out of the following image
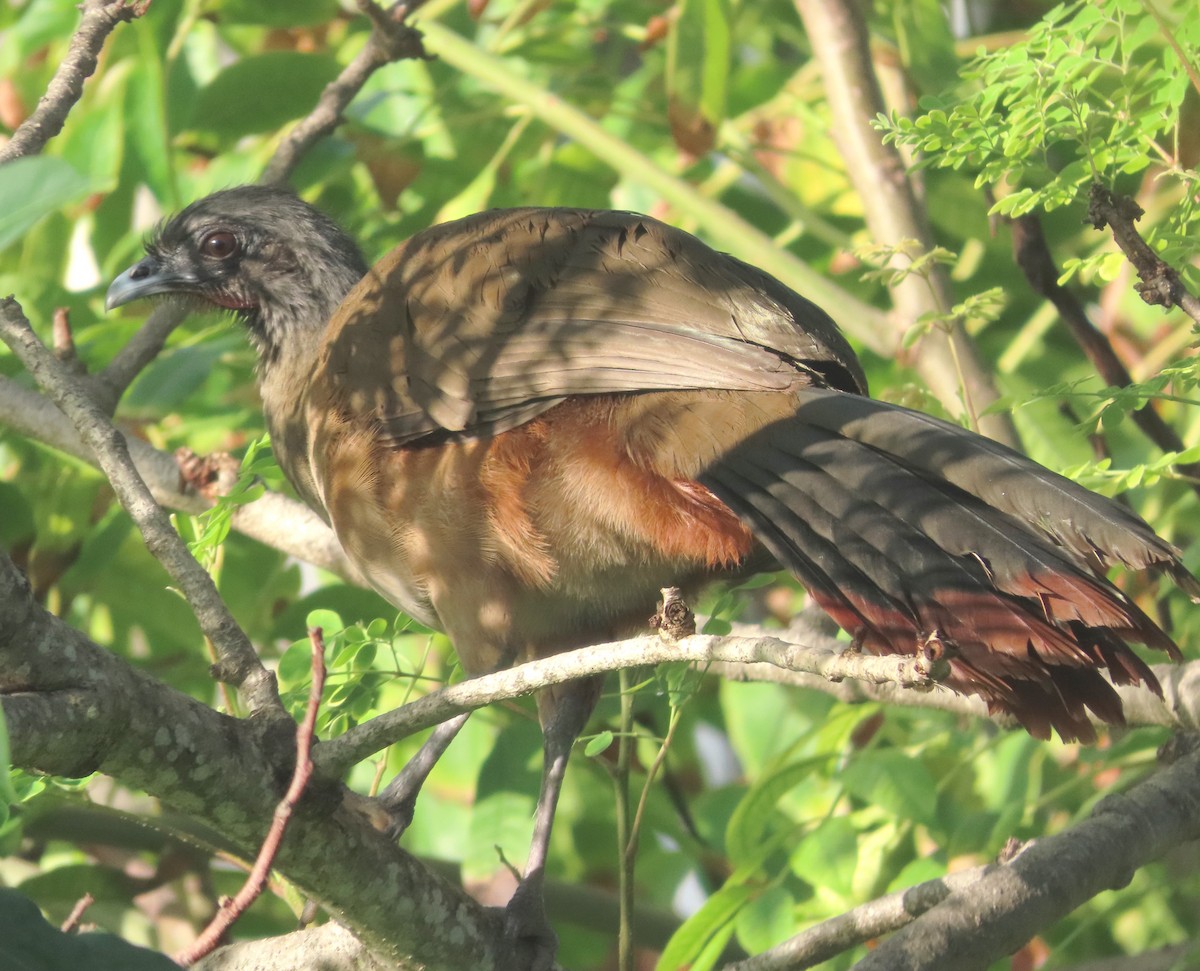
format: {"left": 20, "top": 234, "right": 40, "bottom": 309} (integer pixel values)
{"left": 200, "top": 231, "right": 239, "bottom": 260}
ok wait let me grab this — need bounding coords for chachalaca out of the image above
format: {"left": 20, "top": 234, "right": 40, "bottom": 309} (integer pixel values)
{"left": 107, "top": 184, "right": 1197, "bottom": 969}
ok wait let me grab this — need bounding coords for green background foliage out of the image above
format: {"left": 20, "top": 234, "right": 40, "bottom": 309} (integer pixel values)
{"left": 1, "top": 0, "right": 1198, "bottom": 967}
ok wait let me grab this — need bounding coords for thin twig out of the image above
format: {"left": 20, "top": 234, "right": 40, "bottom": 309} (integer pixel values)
{"left": 0, "top": 0, "right": 146, "bottom": 163}
{"left": 176, "top": 628, "right": 327, "bottom": 967}
{"left": 261, "top": 0, "right": 430, "bottom": 185}
{"left": 99, "top": 302, "right": 192, "bottom": 406}
{"left": 1087, "top": 182, "right": 1200, "bottom": 327}
{"left": 0, "top": 296, "right": 283, "bottom": 717}
{"left": 1008, "top": 212, "right": 1200, "bottom": 498}
{"left": 59, "top": 892, "right": 96, "bottom": 933}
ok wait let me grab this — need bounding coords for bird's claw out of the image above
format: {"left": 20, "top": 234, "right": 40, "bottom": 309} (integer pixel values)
{"left": 498, "top": 876, "right": 558, "bottom": 971}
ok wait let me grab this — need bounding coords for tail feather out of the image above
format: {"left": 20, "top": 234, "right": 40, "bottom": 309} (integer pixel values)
{"left": 699, "top": 390, "right": 1192, "bottom": 741}
{"left": 789, "top": 389, "right": 1200, "bottom": 596}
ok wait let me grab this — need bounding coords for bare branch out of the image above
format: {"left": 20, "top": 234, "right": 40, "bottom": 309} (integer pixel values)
{"left": 0, "top": 372, "right": 355, "bottom": 579}
{"left": 791, "top": 0, "right": 1018, "bottom": 447}
{"left": 261, "top": 1, "right": 431, "bottom": 185}
{"left": 0, "top": 296, "right": 284, "bottom": 717}
{"left": 0, "top": 0, "right": 145, "bottom": 163}
{"left": 314, "top": 628, "right": 950, "bottom": 777}
{"left": 851, "top": 740, "right": 1200, "bottom": 970}
{"left": 1088, "top": 182, "right": 1200, "bottom": 327}
{"left": 60, "top": 893, "right": 96, "bottom": 934}
{"left": 725, "top": 859, "right": 1005, "bottom": 971}
{"left": 178, "top": 629, "right": 328, "bottom": 966}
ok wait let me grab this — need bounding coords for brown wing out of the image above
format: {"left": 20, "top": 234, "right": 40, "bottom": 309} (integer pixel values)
{"left": 319, "top": 208, "right": 866, "bottom": 445}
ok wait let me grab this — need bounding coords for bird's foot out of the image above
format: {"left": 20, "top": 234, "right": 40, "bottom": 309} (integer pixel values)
{"left": 498, "top": 874, "right": 558, "bottom": 971}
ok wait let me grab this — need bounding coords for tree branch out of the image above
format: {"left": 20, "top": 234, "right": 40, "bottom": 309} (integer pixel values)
{"left": 0, "top": 297, "right": 283, "bottom": 717}
{"left": 0, "top": 0, "right": 145, "bottom": 163}
{"left": 1087, "top": 182, "right": 1200, "bottom": 327}
{"left": 261, "top": 0, "right": 430, "bottom": 185}
{"left": 0, "top": 372, "right": 355, "bottom": 580}
{"left": 852, "top": 739, "right": 1200, "bottom": 970}
{"left": 1008, "top": 212, "right": 1200, "bottom": 498}
{"left": 791, "top": 0, "right": 1018, "bottom": 447}
{"left": 315, "top": 628, "right": 950, "bottom": 777}
{"left": 0, "top": 548, "right": 506, "bottom": 971}
{"left": 725, "top": 857, "right": 1005, "bottom": 971}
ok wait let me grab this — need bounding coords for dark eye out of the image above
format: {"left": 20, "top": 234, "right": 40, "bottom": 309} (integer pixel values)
{"left": 200, "top": 231, "right": 239, "bottom": 260}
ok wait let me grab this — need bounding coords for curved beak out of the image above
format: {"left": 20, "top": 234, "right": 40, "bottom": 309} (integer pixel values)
{"left": 105, "top": 257, "right": 199, "bottom": 312}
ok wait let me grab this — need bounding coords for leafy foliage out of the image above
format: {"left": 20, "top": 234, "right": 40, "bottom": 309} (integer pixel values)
{"left": 1, "top": 0, "right": 1198, "bottom": 969}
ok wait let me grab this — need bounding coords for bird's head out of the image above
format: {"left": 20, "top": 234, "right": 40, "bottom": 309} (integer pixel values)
{"left": 106, "top": 185, "right": 369, "bottom": 360}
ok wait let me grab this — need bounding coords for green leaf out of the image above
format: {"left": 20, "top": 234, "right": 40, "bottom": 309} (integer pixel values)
{"left": 190, "top": 52, "right": 341, "bottom": 139}
{"left": 0, "top": 887, "right": 179, "bottom": 970}
{"left": 725, "top": 753, "right": 827, "bottom": 865}
{"left": 656, "top": 882, "right": 755, "bottom": 971}
{"left": 841, "top": 750, "right": 938, "bottom": 824}
{"left": 305, "top": 609, "right": 345, "bottom": 637}
{"left": 0, "top": 156, "right": 93, "bottom": 251}
{"left": 583, "top": 730, "right": 614, "bottom": 757}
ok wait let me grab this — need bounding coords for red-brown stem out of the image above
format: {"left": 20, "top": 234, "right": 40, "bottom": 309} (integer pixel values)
{"left": 175, "top": 629, "right": 328, "bottom": 966}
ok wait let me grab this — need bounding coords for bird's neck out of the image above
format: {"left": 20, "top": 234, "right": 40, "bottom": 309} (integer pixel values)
{"left": 247, "top": 257, "right": 366, "bottom": 372}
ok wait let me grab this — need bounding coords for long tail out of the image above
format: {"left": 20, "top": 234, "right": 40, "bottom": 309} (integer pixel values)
{"left": 699, "top": 388, "right": 1198, "bottom": 741}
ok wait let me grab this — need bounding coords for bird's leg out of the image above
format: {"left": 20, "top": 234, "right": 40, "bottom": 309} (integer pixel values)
{"left": 377, "top": 711, "right": 471, "bottom": 837}
{"left": 502, "top": 676, "right": 603, "bottom": 971}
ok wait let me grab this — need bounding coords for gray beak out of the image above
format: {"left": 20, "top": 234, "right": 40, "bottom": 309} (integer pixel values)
{"left": 105, "top": 258, "right": 198, "bottom": 311}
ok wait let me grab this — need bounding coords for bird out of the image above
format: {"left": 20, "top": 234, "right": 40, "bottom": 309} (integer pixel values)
{"left": 107, "top": 184, "right": 1196, "bottom": 969}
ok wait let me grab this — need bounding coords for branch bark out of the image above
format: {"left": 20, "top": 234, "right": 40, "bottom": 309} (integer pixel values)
{"left": 0, "top": 0, "right": 144, "bottom": 163}
{"left": 0, "top": 548, "right": 506, "bottom": 971}
{"left": 1088, "top": 182, "right": 1200, "bottom": 327}
{"left": 851, "top": 740, "right": 1200, "bottom": 970}
{"left": 0, "top": 297, "right": 283, "bottom": 717}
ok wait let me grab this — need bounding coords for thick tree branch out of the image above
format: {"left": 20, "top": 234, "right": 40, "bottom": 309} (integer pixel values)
{"left": 792, "top": 0, "right": 1018, "bottom": 447}
{"left": 0, "top": 549, "right": 505, "bottom": 971}
{"left": 725, "top": 858, "right": 1004, "bottom": 971}
{"left": 0, "top": 0, "right": 145, "bottom": 163}
{"left": 852, "top": 740, "right": 1200, "bottom": 970}
{"left": 0, "top": 297, "right": 283, "bottom": 717}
